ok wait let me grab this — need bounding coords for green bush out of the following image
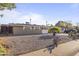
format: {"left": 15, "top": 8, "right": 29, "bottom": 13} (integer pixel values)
{"left": 48, "top": 27, "right": 61, "bottom": 33}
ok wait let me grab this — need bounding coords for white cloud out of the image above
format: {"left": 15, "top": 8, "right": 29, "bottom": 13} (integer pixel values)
{"left": 0, "top": 10, "right": 46, "bottom": 25}
{"left": 1, "top": 10, "right": 77, "bottom": 26}
{"left": 21, "top": 13, "right": 46, "bottom": 25}
{"left": 0, "top": 10, "right": 22, "bottom": 24}
{"left": 0, "top": 10, "right": 21, "bottom": 19}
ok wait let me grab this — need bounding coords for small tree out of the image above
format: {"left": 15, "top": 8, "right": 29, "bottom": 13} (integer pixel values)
{"left": 48, "top": 26, "right": 61, "bottom": 33}
{"left": 0, "top": 3, "right": 16, "bottom": 18}
{"left": 0, "top": 3, "right": 16, "bottom": 10}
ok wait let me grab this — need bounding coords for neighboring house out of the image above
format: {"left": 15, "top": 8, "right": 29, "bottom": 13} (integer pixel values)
{"left": 0, "top": 23, "right": 49, "bottom": 35}
{"left": 55, "top": 21, "right": 73, "bottom": 32}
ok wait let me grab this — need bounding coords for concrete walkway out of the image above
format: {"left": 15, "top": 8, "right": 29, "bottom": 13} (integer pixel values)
{"left": 74, "top": 51, "right": 79, "bottom": 56}
{"left": 20, "top": 40, "right": 79, "bottom": 56}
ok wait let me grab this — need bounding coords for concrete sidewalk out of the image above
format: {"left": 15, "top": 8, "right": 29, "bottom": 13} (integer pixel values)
{"left": 20, "top": 40, "right": 79, "bottom": 56}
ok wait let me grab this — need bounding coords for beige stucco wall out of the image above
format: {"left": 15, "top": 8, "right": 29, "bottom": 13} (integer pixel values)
{"left": 13, "top": 26, "right": 42, "bottom": 35}
{"left": 13, "top": 26, "right": 24, "bottom": 35}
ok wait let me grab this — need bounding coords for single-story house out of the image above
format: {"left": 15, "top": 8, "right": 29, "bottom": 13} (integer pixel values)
{"left": 0, "top": 24, "right": 49, "bottom": 35}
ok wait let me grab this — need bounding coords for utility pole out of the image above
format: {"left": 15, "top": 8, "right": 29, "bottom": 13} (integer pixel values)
{"left": 46, "top": 20, "right": 48, "bottom": 26}
{"left": 30, "top": 18, "right": 31, "bottom": 24}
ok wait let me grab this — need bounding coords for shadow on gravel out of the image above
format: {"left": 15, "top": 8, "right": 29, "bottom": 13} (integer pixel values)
{"left": 46, "top": 44, "right": 56, "bottom": 54}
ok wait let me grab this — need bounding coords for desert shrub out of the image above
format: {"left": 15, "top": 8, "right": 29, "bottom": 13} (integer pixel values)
{"left": 0, "top": 39, "right": 10, "bottom": 56}
{"left": 0, "top": 44, "right": 7, "bottom": 55}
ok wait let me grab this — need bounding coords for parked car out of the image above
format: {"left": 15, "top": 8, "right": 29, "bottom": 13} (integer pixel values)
{"left": 76, "top": 29, "right": 79, "bottom": 33}
{"left": 64, "top": 29, "right": 77, "bottom": 33}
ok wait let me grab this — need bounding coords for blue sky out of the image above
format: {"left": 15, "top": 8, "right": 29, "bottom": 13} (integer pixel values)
{"left": 0, "top": 3, "right": 79, "bottom": 25}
